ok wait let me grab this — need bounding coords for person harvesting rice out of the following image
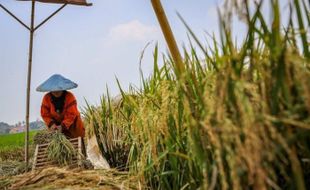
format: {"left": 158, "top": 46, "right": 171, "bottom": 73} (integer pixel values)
{"left": 37, "top": 74, "right": 85, "bottom": 138}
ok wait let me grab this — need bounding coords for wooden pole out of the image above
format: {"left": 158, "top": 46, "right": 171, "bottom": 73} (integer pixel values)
{"left": 150, "top": 0, "right": 185, "bottom": 76}
{"left": 25, "top": 0, "right": 36, "bottom": 167}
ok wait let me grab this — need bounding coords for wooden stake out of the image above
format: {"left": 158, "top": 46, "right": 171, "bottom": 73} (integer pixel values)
{"left": 32, "top": 145, "right": 39, "bottom": 171}
{"left": 150, "top": 0, "right": 185, "bottom": 76}
{"left": 25, "top": 0, "right": 36, "bottom": 167}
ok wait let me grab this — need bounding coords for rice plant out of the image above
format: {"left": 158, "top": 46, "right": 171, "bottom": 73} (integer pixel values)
{"left": 84, "top": 0, "right": 310, "bottom": 189}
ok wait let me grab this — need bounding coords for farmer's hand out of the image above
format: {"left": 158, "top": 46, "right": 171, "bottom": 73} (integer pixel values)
{"left": 50, "top": 124, "right": 58, "bottom": 131}
{"left": 57, "top": 125, "right": 63, "bottom": 132}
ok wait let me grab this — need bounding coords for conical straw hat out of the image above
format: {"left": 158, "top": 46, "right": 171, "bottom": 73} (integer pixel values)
{"left": 36, "top": 74, "right": 78, "bottom": 92}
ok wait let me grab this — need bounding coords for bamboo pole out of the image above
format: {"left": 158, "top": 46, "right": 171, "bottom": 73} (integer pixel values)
{"left": 25, "top": 0, "right": 36, "bottom": 167}
{"left": 150, "top": 0, "right": 184, "bottom": 76}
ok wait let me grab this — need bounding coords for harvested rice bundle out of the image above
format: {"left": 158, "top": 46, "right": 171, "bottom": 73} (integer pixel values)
{"left": 47, "top": 132, "right": 77, "bottom": 166}
{"left": 0, "top": 148, "right": 24, "bottom": 162}
{"left": 0, "top": 178, "right": 11, "bottom": 190}
{"left": 33, "top": 129, "right": 53, "bottom": 145}
{"left": 0, "top": 161, "right": 29, "bottom": 176}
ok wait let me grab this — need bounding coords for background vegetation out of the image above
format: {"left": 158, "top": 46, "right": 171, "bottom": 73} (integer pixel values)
{"left": 0, "top": 131, "right": 37, "bottom": 161}
{"left": 84, "top": 0, "right": 310, "bottom": 189}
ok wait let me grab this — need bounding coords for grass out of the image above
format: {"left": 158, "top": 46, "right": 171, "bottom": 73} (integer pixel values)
{"left": 83, "top": 0, "right": 310, "bottom": 189}
{"left": 0, "top": 131, "right": 37, "bottom": 149}
{"left": 0, "top": 131, "right": 37, "bottom": 161}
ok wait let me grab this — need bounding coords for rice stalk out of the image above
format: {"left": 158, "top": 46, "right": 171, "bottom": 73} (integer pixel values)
{"left": 83, "top": 0, "right": 310, "bottom": 189}
{"left": 47, "top": 132, "right": 77, "bottom": 166}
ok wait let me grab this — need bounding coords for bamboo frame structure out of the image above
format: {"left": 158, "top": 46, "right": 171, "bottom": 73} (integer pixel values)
{"left": 0, "top": 0, "right": 89, "bottom": 168}
{"left": 32, "top": 137, "right": 84, "bottom": 170}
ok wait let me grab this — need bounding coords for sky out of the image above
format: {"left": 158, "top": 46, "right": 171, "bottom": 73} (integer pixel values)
{"left": 0, "top": 0, "right": 291, "bottom": 125}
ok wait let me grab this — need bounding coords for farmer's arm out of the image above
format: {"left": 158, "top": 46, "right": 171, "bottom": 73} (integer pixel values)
{"left": 41, "top": 94, "right": 55, "bottom": 128}
{"left": 61, "top": 94, "right": 79, "bottom": 130}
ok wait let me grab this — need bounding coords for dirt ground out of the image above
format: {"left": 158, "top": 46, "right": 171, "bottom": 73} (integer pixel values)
{"left": 0, "top": 167, "right": 140, "bottom": 190}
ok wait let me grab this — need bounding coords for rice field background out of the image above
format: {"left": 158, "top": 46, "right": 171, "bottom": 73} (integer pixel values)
{"left": 0, "top": 131, "right": 37, "bottom": 161}
{"left": 83, "top": 0, "right": 310, "bottom": 189}
{"left": 0, "top": 131, "right": 37, "bottom": 149}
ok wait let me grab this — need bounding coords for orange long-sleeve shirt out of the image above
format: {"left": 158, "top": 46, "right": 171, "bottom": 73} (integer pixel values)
{"left": 41, "top": 91, "right": 85, "bottom": 138}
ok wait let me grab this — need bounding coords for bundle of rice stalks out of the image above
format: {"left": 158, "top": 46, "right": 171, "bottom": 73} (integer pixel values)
{"left": 0, "top": 161, "right": 30, "bottom": 176}
{"left": 0, "top": 148, "right": 24, "bottom": 162}
{"left": 6, "top": 167, "right": 142, "bottom": 190}
{"left": 97, "top": 169, "right": 142, "bottom": 189}
{"left": 33, "top": 129, "right": 53, "bottom": 145}
{"left": 47, "top": 132, "right": 78, "bottom": 166}
{"left": 0, "top": 177, "right": 11, "bottom": 190}
{"left": 84, "top": 95, "right": 131, "bottom": 170}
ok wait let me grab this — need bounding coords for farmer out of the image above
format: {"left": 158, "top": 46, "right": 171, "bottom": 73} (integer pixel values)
{"left": 37, "top": 74, "right": 85, "bottom": 138}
